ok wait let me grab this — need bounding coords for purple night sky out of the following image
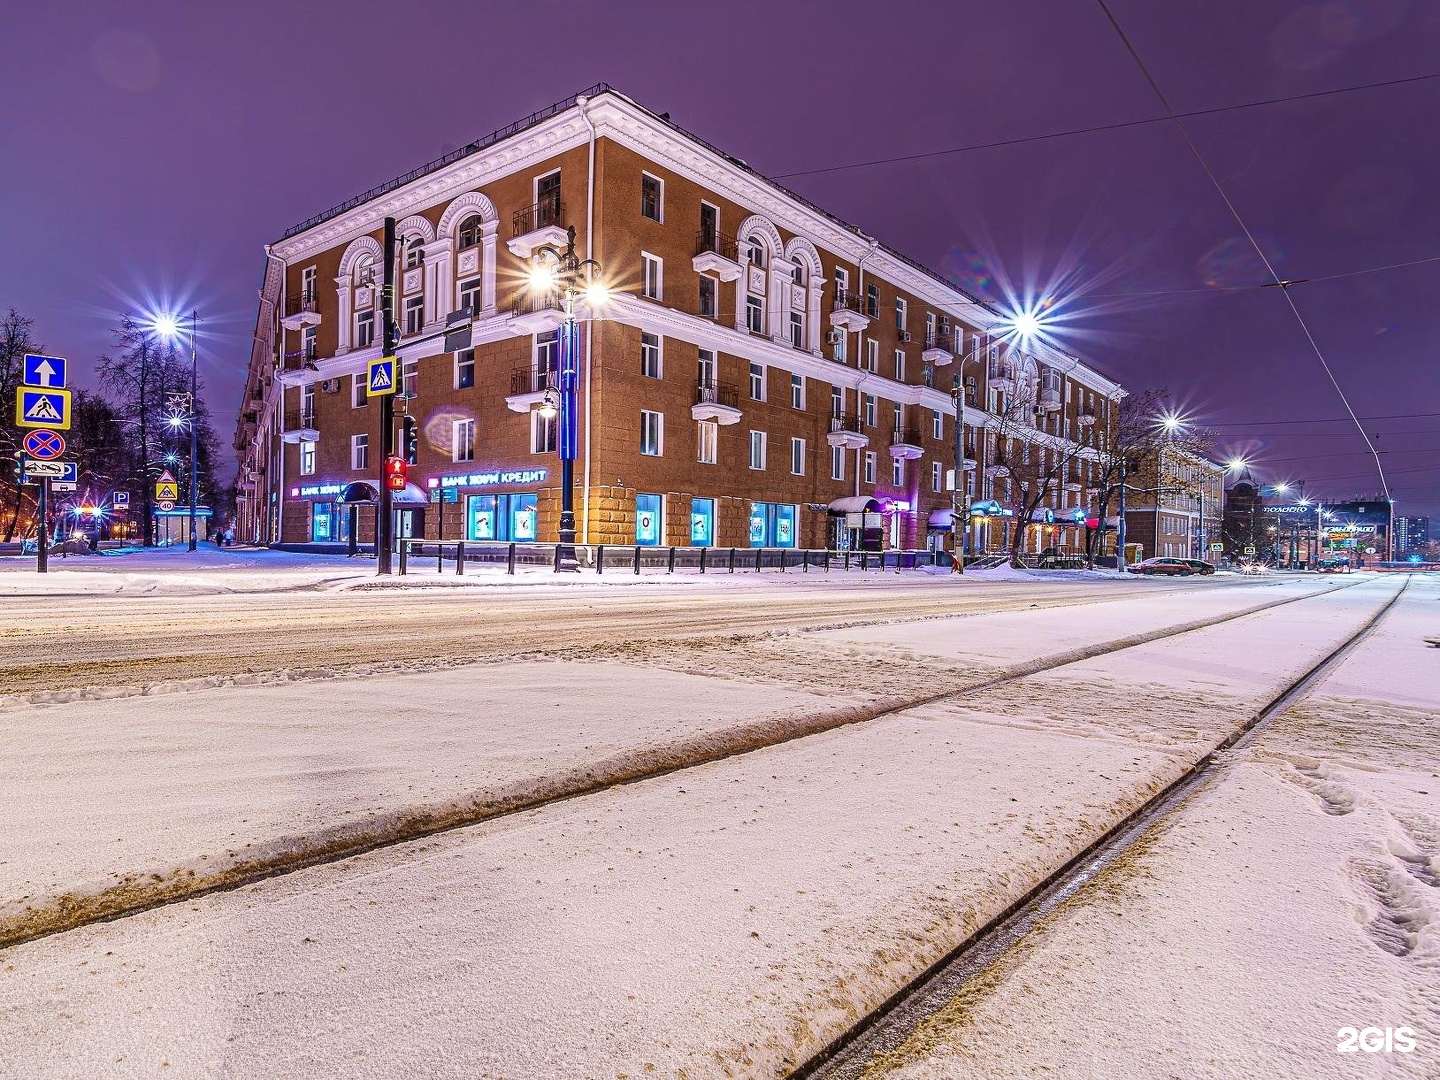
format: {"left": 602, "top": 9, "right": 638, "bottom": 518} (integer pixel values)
{"left": 6, "top": 0, "right": 1438, "bottom": 516}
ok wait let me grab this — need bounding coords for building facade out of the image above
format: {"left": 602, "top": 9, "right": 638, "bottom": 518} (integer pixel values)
{"left": 234, "top": 86, "right": 1124, "bottom": 556}
{"left": 1123, "top": 446, "right": 1224, "bottom": 561}
{"left": 1396, "top": 515, "right": 1429, "bottom": 555}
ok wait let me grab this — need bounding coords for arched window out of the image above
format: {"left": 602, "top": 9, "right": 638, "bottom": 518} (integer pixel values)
{"left": 457, "top": 215, "right": 483, "bottom": 251}
{"left": 354, "top": 254, "right": 375, "bottom": 286}
{"left": 404, "top": 239, "right": 424, "bottom": 269}
{"left": 746, "top": 239, "right": 766, "bottom": 269}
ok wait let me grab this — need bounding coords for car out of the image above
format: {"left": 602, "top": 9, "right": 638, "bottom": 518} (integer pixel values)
{"left": 1316, "top": 558, "right": 1351, "bottom": 574}
{"left": 1126, "top": 557, "right": 1202, "bottom": 577}
{"left": 1237, "top": 561, "right": 1270, "bottom": 576}
{"left": 1181, "top": 559, "right": 1217, "bottom": 575}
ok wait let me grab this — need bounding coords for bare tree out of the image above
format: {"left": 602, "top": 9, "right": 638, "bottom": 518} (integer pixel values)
{"left": 0, "top": 310, "right": 43, "bottom": 540}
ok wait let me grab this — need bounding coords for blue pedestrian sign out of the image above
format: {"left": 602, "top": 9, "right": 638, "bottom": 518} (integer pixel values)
{"left": 23, "top": 353, "right": 67, "bottom": 388}
{"left": 367, "top": 356, "right": 397, "bottom": 397}
{"left": 16, "top": 387, "right": 72, "bottom": 430}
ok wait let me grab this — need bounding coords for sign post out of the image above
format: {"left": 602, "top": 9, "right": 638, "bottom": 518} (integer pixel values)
{"left": 36, "top": 476, "right": 48, "bottom": 574}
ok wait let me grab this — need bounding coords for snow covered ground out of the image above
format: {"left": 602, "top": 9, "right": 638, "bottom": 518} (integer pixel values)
{"left": 0, "top": 571, "right": 1419, "bottom": 1077}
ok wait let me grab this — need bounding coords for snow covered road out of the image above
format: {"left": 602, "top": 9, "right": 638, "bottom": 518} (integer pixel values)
{"left": 0, "top": 561, "right": 1420, "bottom": 1078}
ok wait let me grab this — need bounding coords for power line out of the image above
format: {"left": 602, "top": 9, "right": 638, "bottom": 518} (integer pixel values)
{"left": 772, "top": 71, "right": 1440, "bottom": 180}
{"left": 1224, "top": 428, "right": 1440, "bottom": 439}
{"left": 1078, "top": 253, "right": 1440, "bottom": 300}
{"left": 1097, "top": 0, "right": 1392, "bottom": 503}
{"left": 1213, "top": 411, "right": 1440, "bottom": 428}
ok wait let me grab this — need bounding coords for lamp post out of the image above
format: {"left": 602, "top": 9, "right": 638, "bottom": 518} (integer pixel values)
{"left": 186, "top": 311, "right": 199, "bottom": 550}
{"left": 949, "top": 352, "right": 979, "bottom": 574}
{"left": 529, "top": 225, "right": 605, "bottom": 572}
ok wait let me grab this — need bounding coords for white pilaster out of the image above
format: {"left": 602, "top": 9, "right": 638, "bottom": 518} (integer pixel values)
{"left": 334, "top": 276, "right": 352, "bottom": 354}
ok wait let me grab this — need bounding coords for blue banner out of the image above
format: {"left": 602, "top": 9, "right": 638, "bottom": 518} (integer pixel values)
{"left": 559, "top": 319, "right": 580, "bottom": 461}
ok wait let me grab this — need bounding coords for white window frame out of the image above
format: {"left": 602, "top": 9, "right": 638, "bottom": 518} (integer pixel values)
{"left": 351, "top": 433, "right": 369, "bottom": 472}
{"left": 894, "top": 349, "right": 905, "bottom": 381}
{"left": 405, "top": 295, "right": 424, "bottom": 335}
{"left": 746, "top": 294, "right": 763, "bottom": 333}
{"left": 790, "top": 373, "right": 805, "bottom": 410}
{"left": 455, "top": 349, "right": 475, "bottom": 390}
{"left": 453, "top": 418, "right": 475, "bottom": 463}
{"left": 749, "top": 362, "right": 765, "bottom": 401}
{"left": 640, "top": 410, "right": 664, "bottom": 457}
{"left": 402, "top": 359, "right": 419, "bottom": 399}
{"left": 301, "top": 265, "right": 317, "bottom": 303}
{"left": 641, "top": 332, "right": 662, "bottom": 379}
{"left": 790, "top": 436, "right": 806, "bottom": 476}
{"left": 749, "top": 430, "right": 767, "bottom": 471}
{"left": 864, "top": 394, "right": 877, "bottom": 428}
{"left": 896, "top": 297, "right": 908, "bottom": 332}
{"left": 831, "top": 444, "right": 846, "bottom": 481}
{"left": 531, "top": 409, "right": 555, "bottom": 454}
{"left": 864, "top": 451, "right": 876, "bottom": 484}
{"left": 697, "top": 420, "right": 718, "bottom": 464}
{"left": 355, "top": 309, "right": 374, "bottom": 349}
{"left": 351, "top": 373, "right": 367, "bottom": 409}
{"left": 642, "top": 252, "right": 663, "bottom": 301}
{"left": 892, "top": 456, "right": 904, "bottom": 486}
{"left": 698, "top": 275, "right": 717, "bottom": 319}
{"left": 865, "top": 338, "right": 878, "bottom": 373}
{"left": 932, "top": 461, "right": 943, "bottom": 492}
{"left": 458, "top": 277, "right": 481, "bottom": 316}
{"left": 640, "top": 172, "right": 664, "bottom": 223}
{"left": 933, "top": 409, "right": 943, "bottom": 440}
{"left": 789, "top": 310, "right": 804, "bottom": 348}
{"left": 697, "top": 348, "right": 715, "bottom": 387}
{"left": 834, "top": 266, "right": 849, "bottom": 297}
{"left": 299, "top": 439, "right": 316, "bottom": 476}
{"left": 832, "top": 330, "right": 847, "bottom": 364}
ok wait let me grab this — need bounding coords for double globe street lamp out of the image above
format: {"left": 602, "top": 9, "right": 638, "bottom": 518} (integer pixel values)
{"left": 151, "top": 311, "right": 201, "bottom": 551}
{"left": 527, "top": 226, "right": 608, "bottom": 572}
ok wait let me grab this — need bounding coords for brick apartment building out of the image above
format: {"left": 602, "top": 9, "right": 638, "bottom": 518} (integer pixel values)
{"left": 234, "top": 85, "right": 1124, "bottom": 556}
{"left": 1123, "top": 445, "right": 1225, "bottom": 561}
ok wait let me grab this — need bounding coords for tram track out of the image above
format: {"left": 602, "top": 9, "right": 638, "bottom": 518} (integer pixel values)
{"left": 0, "top": 577, "right": 1366, "bottom": 954}
{"left": 793, "top": 574, "right": 1412, "bottom": 1080}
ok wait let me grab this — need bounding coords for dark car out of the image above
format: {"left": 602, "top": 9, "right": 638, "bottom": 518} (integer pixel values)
{"left": 1181, "top": 559, "right": 1216, "bottom": 575}
{"left": 1127, "top": 557, "right": 1202, "bottom": 576}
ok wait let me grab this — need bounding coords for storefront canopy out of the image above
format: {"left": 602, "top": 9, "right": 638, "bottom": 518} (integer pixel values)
{"left": 340, "top": 481, "right": 379, "bottom": 505}
{"left": 393, "top": 481, "right": 429, "bottom": 506}
{"left": 927, "top": 509, "right": 955, "bottom": 530}
{"left": 828, "top": 496, "right": 882, "bottom": 515}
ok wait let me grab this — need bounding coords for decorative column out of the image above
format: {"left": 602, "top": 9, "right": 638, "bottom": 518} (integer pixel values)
{"left": 481, "top": 220, "right": 500, "bottom": 317}
{"left": 335, "top": 275, "right": 352, "bottom": 354}
{"left": 425, "top": 239, "right": 453, "bottom": 323}
{"left": 807, "top": 278, "right": 825, "bottom": 353}
{"left": 768, "top": 260, "right": 793, "bottom": 344}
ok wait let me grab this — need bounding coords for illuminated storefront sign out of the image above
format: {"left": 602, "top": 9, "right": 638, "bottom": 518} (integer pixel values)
{"left": 439, "top": 468, "right": 548, "bottom": 489}
{"left": 292, "top": 482, "right": 349, "bottom": 498}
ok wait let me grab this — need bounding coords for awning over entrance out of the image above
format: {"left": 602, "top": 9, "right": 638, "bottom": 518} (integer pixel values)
{"left": 927, "top": 508, "right": 955, "bottom": 530}
{"left": 392, "top": 482, "right": 429, "bottom": 506}
{"left": 828, "top": 496, "right": 882, "bottom": 514}
{"left": 340, "top": 481, "right": 379, "bottom": 505}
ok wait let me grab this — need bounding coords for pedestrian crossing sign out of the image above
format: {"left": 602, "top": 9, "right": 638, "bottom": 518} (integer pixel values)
{"left": 15, "top": 387, "right": 72, "bottom": 430}
{"left": 367, "top": 356, "right": 397, "bottom": 397}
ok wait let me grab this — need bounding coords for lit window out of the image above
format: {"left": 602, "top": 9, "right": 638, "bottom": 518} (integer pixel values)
{"left": 642, "top": 253, "right": 662, "bottom": 300}
{"left": 531, "top": 410, "right": 555, "bottom": 454}
{"left": 749, "top": 430, "right": 767, "bottom": 471}
{"left": 640, "top": 410, "right": 664, "bottom": 456}
{"left": 351, "top": 434, "right": 369, "bottom": 472}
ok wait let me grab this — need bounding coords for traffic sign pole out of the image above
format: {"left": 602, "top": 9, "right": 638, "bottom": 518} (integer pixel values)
{"left": 37, "top": 477, "right": 49, "bottom": 574}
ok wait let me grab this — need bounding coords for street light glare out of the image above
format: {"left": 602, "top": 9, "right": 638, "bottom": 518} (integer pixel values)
{"left": 583, "top": 282, "right": 610, "bottom": 308}
{"left": 1275, "top": 483, "right": 1290, "bottom": 494}
{"left": 1227, "top": 457, "right": 1249, "bottom": 472}
{"left": 152, "top": 314, "right": 181, "bottom": 340}
{"left": 529, "top": 265, "right": 556, "bottom": 291}
{"left": 1012, "top": 311, "right": 1041, "bottom": 338}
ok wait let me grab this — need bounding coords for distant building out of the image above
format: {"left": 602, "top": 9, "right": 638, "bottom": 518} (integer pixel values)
{"left": 1318, "top": 498, "right": 1395, "bottom": 563}
{"left": 1396, "top": 515, "right": 1429, "bottom": 554}
{"left": 1221, "top": 471, "right": 1274, "bottom": 562}
{"left": 1124, "top": 446, "right": 1224, "bottom": 560}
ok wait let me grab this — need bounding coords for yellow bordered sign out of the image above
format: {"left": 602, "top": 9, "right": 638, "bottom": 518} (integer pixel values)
{"left": 16, "top": 387, "right": 72, "bottom": 430}
{"left": 367, "top": 356, "right": 397, "bottom": 397}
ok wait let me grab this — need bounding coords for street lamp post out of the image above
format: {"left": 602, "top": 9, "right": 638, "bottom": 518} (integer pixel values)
{"left": 949, "top": 353, "right": 978, "bottom": 574}
{"left": 529, "top": 225, "right": 605, "bottom": 572}
{"left": 186, "top": 310, "right": 199, "bottom": 550}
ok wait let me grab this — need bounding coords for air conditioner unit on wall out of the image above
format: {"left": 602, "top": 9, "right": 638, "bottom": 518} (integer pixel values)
{"left": 320, "top": 379, "right": 341, "bottom": 393}
{"left": 897, "top": 330, "right": 912, "bottom": 343}
{"left": 826, "top": 327, "right": 845, "bottom": 345}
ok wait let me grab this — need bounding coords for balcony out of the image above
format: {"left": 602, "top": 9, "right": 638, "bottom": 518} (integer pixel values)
{"left": 280, "top": 408, "right": 319, "bottom": 445}
{"left": 922, "top": 331, "right": 953, "bottom": 367}
{"left": 507, "top": 195, "right": 568, "bottom": 258}
{"left": 692, "top": 230, "right": 742, "bottom": 282}
{"left": 827, "top": 413, "right": 869, "bottom": 450}
{"left": 1039, "top": 370, "right": 1062, "bottom": 411}
{"left": 987, "top": 355, "right": 1014, "bottom": 390}
{"left": 505, "top": 363, "right": 556, "bottom": 414}
{"left": 888, "top": 427, "right": 924, "bottom": 460}
{"left": 274, "top": 347, "right": 320, "bottom": 387}
{"left": 282, "top": 294, "right": 322, "bottom": 331}
{"left": 963, "top": 444, "right": 979, "bottom": 470}
{"left": 509, "top": 292, "right": 567, "bottom": 336}
{"left": 830, "top": 290, "right": 871, "bottom": 332}
{"left": 1077, "top": 409, "right": 1097, "bottom": 427}
{"left": 692, "top": 381, "right": 743, "bottom": 425}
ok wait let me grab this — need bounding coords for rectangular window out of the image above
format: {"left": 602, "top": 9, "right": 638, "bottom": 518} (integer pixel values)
{"left": 697, "top": 420, "right": 718, "bottom": 464}
{"left": 531, "top": 410, "right": 556, "bottom": 454}
{"left": 402, "top": 359, "right": 418, "bottom": 399}
{"left": 790, "top": 373, "right": 805, "bottom": 410}
{"left": 453, "top": 418, "right": 475, "bottom": 462}
{"left": 636, "top": 493, "right": 663, "bottom": 546}
{"left": 311, "top": 501, "right": 333, "bottom": 541}
{"left": 749, "top": 362, "right": 765, "bottom": 401}
{"left": 832, "top": 330, "right": 847, "bottom": 364}
{"left": 831, "top": 444, "right": 846, "bottom": 481}
{"left": 865, "top": 338, "right": 878, "bottom": 373}
{"left": 352, "top": 373, "right": 367, "bottom": 409}
{"left": 641, "top": 332, "right": 662, "bottom": 379}
{"left": 355, "top": 310, "right": 375, "bottom": 348}
{"left": 405, "top": 296, "right": 424, "bottom": 335}
{"left": 351, "top": 434, "right": 368, "bottom": 472}
{"left": 697, "top": 348, "right": 715, "bottom": 387}
{"left": 640, "top": 173, "right": 663, "bottom": 222}
{"left": 302, "top": 324, "right": 317, "bottom": 361}
{"left": 749, "top": 430, "right": 767, "bottom": 471}
{"left": 698, "top": 275, "right": 717, "bottom": 318}
{"left": 895, "top": 297, "right": 907, "bottom": 332}
{"left": 933, "top": 409, "right": 944, "bottom": 440}
{"left": 642, "top": 252, "right": 662, "bottom": 300}
{"left": 866, "top": 283, "right": 879, "bottom": 318}
{"left": 932, "top": 461, "right": 943, "bottom": 492}
{"left": 302, "top": 383, "right": 315, "bottom": 421}
{"left": 458, "top": 278, "right": 481, "bottom": 316}
{"left": 789, "top": 311, "right": 804, "bottom": 348}
{"left": 746, "top": 294, "right": 763, "bottom": 333}
{"left": 536, "top": 330, "right": 559, "bottom": 384}
{"left": 926, "top": 311, "right": 936, "bottom": 345}
{"left": 864, "top": 451, "right": 876, "bottom": 484}
{"left": 748, "top": 502, "right": 797, "bottom": 548}
{"left": 690, "top": 497, "right": 714, "bottom": 547}
{"left": 535, "top": 171, "right": 561, "bottom": 224}
{"left": 699, "top": 202, "right": 719, "bottom": 247}
{"left": 456, "top": 349, "right": 475, "bottom": 390}
{"left": 863, "top": 394, "right": 876, "bottom": 427}
{"left": 640, "top": 410, "right": 663, "bottom": 456}
{"left": 299, "top": 439, "right": 316, "bottom": 476}
{"left": 892, "top": 457, "right": 904, "bottom": 486}
{"left": 301, "top": 266, "right": 317, "bottom": 303}
{"left": 834, "top": 267, "right": 849, "bottom": 297}
{"left": 790, "top": 437, "right": 805, "bottom": 476}
{"left": 894, "top": 349, "right": 905, "bottom": 381}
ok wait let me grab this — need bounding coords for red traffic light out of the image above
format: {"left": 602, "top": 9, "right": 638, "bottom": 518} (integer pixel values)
{"left": 1085, "top": 516, "right": 1100, "bottom": 529}
{"left": 384, "top": 456, "right": 407, "bottom": 491}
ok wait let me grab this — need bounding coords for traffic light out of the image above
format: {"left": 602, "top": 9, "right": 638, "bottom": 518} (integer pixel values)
{"left": 400, "top": 414, "right": 418, "bottom": 465}
{"left": 12, "top": 452, "right": 24, "bottom": 481}
{"left": 384, "top": 455, "right": 407, "bottom": 492}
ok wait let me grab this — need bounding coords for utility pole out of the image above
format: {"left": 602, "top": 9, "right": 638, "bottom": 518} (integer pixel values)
{"left": 139, "top": 334, "right": 152, "bottom": 547}
{"left": 950, "top": 370, "right": 965, "bottom": 573}
{"left": 187, "top": 310, "right": 199, "bottom": 551}
{"left": 1116, "top": 454, "right": 1128, "bottom": 572}
{"left": 376, "top": 217, "right": 397, "bottom": 574}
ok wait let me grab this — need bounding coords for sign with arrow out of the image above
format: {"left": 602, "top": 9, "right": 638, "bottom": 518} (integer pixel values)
{"left": 16, "top": 387, "right": 72, "bottom": 430}
{"left": 23, "top": 353, "right": 67, "bottom": 389}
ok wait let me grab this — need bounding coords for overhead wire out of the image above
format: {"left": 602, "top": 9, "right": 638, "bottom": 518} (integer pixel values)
{"left": 1095, "top": 0, "right": 1393, "bottom": 503}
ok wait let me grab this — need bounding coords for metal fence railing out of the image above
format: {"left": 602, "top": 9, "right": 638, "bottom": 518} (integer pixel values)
{"left": 392, "top": 543, "right": 956, "bottom": 576}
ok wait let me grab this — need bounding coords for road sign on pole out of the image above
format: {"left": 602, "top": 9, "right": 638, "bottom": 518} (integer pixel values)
{"left": 16, "top": 387, "right": 72, "bottom": 430}
{"left": 155, "top": 480, "right": 180, "bottom": 502}
{"left": 22, "top": 353, "right": 67, "bottom": 388}
{"left": 22, "top": 460, "right": 76, "bottom": 481}
{"left": 158, "top": 500, "right": 176, "bottom": 512}
{"left": 113, "top": 491, "right": 130, "bottom": 509}
{"left": 367, "top": 356, "right": 397, "bottom": 397}
{"left": 23, "top": 430, "right": 65, "bottom": 459}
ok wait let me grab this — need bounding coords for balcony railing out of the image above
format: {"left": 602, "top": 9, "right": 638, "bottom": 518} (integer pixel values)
{"left": 278, "top": 346, "right": 318, "bottom": 372}
{"left": 696, "top": 381, "right": 740, "bottom": 410}
{"left": 512, "top": 193, "right": 563, "bottom": 237}
{"left": 512, "top": 292, "right": 565, "bottom": 317}
{"left": 694, "top": 230, "right": 740, "bottom": 262}
{"left": 511, "top": 363, "right": 557, "bottom": 396}
{"left": 988, "top": 356, "right": 1014, "bottom": 383}
{"left": 283, "top": 408, "right": 316, "bottom": 432}
{"left": 830, "top": 412, "right": 863, "bottom": 434}
{"left": 891, "top": 427, "right": 924, "bottom": 447}
{"left": 286, "top": 295, "right": 319, "bottom": 317}
{"left": 832, "top": 290, "right": 865, "bottom": 315}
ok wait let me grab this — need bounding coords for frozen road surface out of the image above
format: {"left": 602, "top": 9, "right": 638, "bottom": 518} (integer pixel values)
{"left": 0, "top": 549, "right": 1435, "bottom": 1078}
